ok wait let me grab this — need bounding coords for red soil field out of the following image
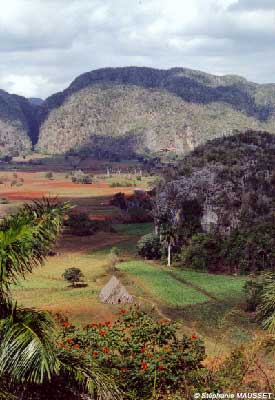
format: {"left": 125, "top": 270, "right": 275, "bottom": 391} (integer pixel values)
{"left": 36, "top": 182, "right": 110, "bottom": 189}
{"left": 1, "top": 191, "right": 47, "bottom": 200}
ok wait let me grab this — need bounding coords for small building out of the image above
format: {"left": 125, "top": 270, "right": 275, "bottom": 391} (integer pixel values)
{"left": 99, "top": 276, "right": 133, "bottom": 304}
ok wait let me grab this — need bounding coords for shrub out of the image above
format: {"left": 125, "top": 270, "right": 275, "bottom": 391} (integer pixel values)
{"left": 179, "top": 219, "right": 275, "bottom": 274}
{"left": 180, "top": 233, "right": 221, "bottom": 272}
{"left": 244, "top": 277, "right": 265, "bottom": 312}
{"left": 62, "top": 267, "right": 84, "bottom": 287}
{"left": 137, "top": 233, "right": 162, "bottom": 259}
{"left": 257, "top": 272, "right": 275, "bottom": 332}
{"left": 59, "top": 308, "right": 208, "bottom": 398}
{"left": 0, "top": 197, "right": 9, "bottom": 204}
{"left": 110, "top": 181, "right": 133, "bottom": 187}
{"left": 66, "top": 212, "right": 113, "bottom": 236}
{"left": 45, "top": 171, "right": 53, "bottom": 179}
{"left": 127, "top": 206, "right": 153, "bottom": 223}
{"left": 66, "top": 212, "right": 97, "bottom": 236}
{"left": 221, "top": 219, "right": 275, "bottom": 274}
{"left": 71, "top": 170, "right": 92, "bottom": 184}
{"left": 110, "top": 192, "right": 127, "bottom": 210}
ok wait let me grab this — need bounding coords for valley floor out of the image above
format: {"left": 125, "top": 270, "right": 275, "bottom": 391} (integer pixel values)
{"left": 0, "top": 157, "right": 272, "bottom": 371}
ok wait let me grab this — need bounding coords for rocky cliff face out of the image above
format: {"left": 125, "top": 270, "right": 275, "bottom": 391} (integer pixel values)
{"left": 36, "top": 67, "right": 275, "bottom": 156}
{"left": 0, "top": 90, "right": 33, "bottom": 156}
{"left": 156, "top": 131, "right": 275, "bottom": 236}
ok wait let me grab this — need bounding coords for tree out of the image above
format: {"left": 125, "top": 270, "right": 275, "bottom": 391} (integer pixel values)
{"left": 137, "top": 233, "right": 161, "bottom": 259}
{"left": 63, "top": 267, "right": 84, "bottom": 287}
{"left": 257, "top": 272, "right": 275, "bottom": 332}
{"left": 45, "top": 171, "right": 53, "bottom": 180}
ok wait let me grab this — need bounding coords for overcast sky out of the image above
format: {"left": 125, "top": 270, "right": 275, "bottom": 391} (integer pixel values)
{"left": 0, "top": 0, "right": 274, "bottom": 98}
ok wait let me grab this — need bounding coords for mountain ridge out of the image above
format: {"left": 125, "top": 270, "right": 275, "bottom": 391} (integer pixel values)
{"left": 2, "top": 66, "right": 275, "bottom": 157}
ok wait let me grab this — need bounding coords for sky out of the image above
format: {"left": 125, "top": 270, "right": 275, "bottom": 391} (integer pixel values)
{"left": 0, "top": 0, "right": 274, "bottom": 98}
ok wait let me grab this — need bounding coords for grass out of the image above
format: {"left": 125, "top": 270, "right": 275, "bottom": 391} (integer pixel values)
{"left": 117, "top": 261, "right": 209, "bottom": 306}
{"left": 92, "top": 238, "right": 138, "bottom": 257}
{"left": 113, "top": 223, "right": 153, "bottom": 236}
{"left": 11, "top": 242, "right": 118, "bottom": 325}
{"left": 172, "top": 269, "right": 247, "bottom": 303}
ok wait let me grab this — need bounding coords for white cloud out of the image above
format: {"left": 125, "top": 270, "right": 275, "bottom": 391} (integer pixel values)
{"left": 0, "top": 0, "right": 274, "bottom": 97}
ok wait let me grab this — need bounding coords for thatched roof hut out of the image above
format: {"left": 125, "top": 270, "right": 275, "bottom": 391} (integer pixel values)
{"left": 99, "top": 276, "right": 133, "bottom": 304}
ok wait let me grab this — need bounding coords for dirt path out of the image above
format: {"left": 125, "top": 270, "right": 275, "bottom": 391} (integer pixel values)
{"left": 168, "top": 271, "right": 219, "bottom": 302}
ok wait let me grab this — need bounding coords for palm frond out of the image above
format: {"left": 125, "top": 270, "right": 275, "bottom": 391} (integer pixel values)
{"left": 0, "top": 199, "right": 71, "bottom": 295}
{"left": 257, "top": 272, "right": 275, "bottom": 332}
{"left": 59, "top": 350, "right": 123, "bottom": 400}
{"left": 0, "top": 306, "right": 59, "bottom": 384}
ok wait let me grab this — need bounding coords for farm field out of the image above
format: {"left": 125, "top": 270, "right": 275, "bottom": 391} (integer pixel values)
{"left": 10, "top": 218, "right": 253, "bottom": 355}
{"left": 0, "top": 156, "right": 155, "bottom": 219}
{"left": 1, "top": 157, "right": 258, "bottom": 359}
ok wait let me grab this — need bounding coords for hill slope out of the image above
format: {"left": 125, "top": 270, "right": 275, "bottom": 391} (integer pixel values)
{"left": 0, "top": 90, "right": 34, "bottom": 157}
{"left": 36, "top": 67, "right": 275, "bottom": 157}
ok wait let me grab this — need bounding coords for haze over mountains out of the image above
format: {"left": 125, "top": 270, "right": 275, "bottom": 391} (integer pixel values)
{"left": 2, "top": 66, "right": 275, "bottom": 158}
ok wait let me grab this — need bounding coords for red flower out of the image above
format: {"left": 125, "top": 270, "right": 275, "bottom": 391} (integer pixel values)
{"left": 191, "top": 334, "right": 198, "bottom": 340}
{"left": 130, "top": 353, "right": 136, "bottom": 358}
{"left": 63, "top": 322, "right": 71, "bottom": 328}
{"left": 105, "top": 321, "right": 111, "bottom": 327}
{"left": 92, "top": 351, "right": 98, "bottom": 357}
{"left": 140, "top": 362, "right": 148, "bottom": 370}
{"left": 102, "top": 347, "right": 109, "bottom": 354}
{"left": 159, "top": 319, "right": 169, "bottom": 325}
{"left": 91, "top": 323, "right": 98, "bottom": 328}
{"left": 158, "top": 365, "right": 165, "bottom": 371}
{"left": 119, "top": 309, "right": 126, "bottom": 315}
{"left": 99, "top": 330, "right": 106, "bottom": 337}
{"left": 121, "top": 367, "right": 127, "bottom": 373}
{"left": 73, "top": 344, "right": 80, "bottom": 350}
{"left": 98, "top": 322, "right": 103, "bottom": 327}
{"left": 140, "top": 348, "right": 146, "bottom": 353}
{"left": 66, "top": 338, "right": 73, "bottom": 344}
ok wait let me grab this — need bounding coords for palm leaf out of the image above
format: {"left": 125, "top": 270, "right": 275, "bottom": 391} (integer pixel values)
{"left": 58, "top": 350, "right": 123, "bottom": 400}
{"left": 0, "top": 306, "right": 59, "bottom": 384}
{"left": 0, "top": 199, "right": 71, "bottom": 296}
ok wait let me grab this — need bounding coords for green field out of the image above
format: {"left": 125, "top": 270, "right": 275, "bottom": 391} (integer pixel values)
{"left": 118, "top": 261, "right": 209, "bottom": 306}
{"left": 113, "top": 223, "right": 153, "bottom": 235}
{"left": 172, "top": 269, "right": 247, "bottom": 303}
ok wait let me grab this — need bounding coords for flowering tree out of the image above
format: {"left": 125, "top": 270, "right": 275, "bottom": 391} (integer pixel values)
{"left": 58, "top": 308, "right": 208, "bottom": 399}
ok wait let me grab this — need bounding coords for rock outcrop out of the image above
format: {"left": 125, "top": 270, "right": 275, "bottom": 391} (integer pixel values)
{"left": 155, "top": 130, "right": 275, "bottom": 236}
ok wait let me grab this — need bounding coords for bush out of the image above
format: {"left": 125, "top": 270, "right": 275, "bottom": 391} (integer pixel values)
{"left": 179, "top": 219, "right": 275, "bottom": 274}
{"left": 45, "top": 171, "right": 53, "bottom": 179}
{"left": 66, "top": 213, "right": 97, "bottom": 236}
{"left": 257, "top": 272, "right": 275, "bottom": 332}
{"left": 71, "top": 170, "right": 92, "bottom": 184}
{"left": 66, "top": 212, "right": 113, "bottom": 236}
{"left": 244, "top": 277, "right": 265, "bottom": 312}
{"left": 127, "top": 206, "right": 153, "bottom": 223}
{"left": 137, "top": 233, "right": 162, "bottom": 259}
{"left": 59, "top": 308, "right": 208, "bottom": 398}
{"left": 110, "top": 181, "right": 133, "bottom": 187}
{"left": 180, "top": 233, "right": 221, "bottom": 272}
{"left": 223, "top": 220, "right": 275, "bottom": 274}
{"left": 110, "top": 192, "right": 127, "bottom": 210}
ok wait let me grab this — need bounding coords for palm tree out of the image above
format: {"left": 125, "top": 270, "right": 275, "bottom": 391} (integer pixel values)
{"left": 257, "top": 272, "right": 275, "bottom": 333}
{"left": 0, "top": 199, "right": 122, "bottom": 399}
